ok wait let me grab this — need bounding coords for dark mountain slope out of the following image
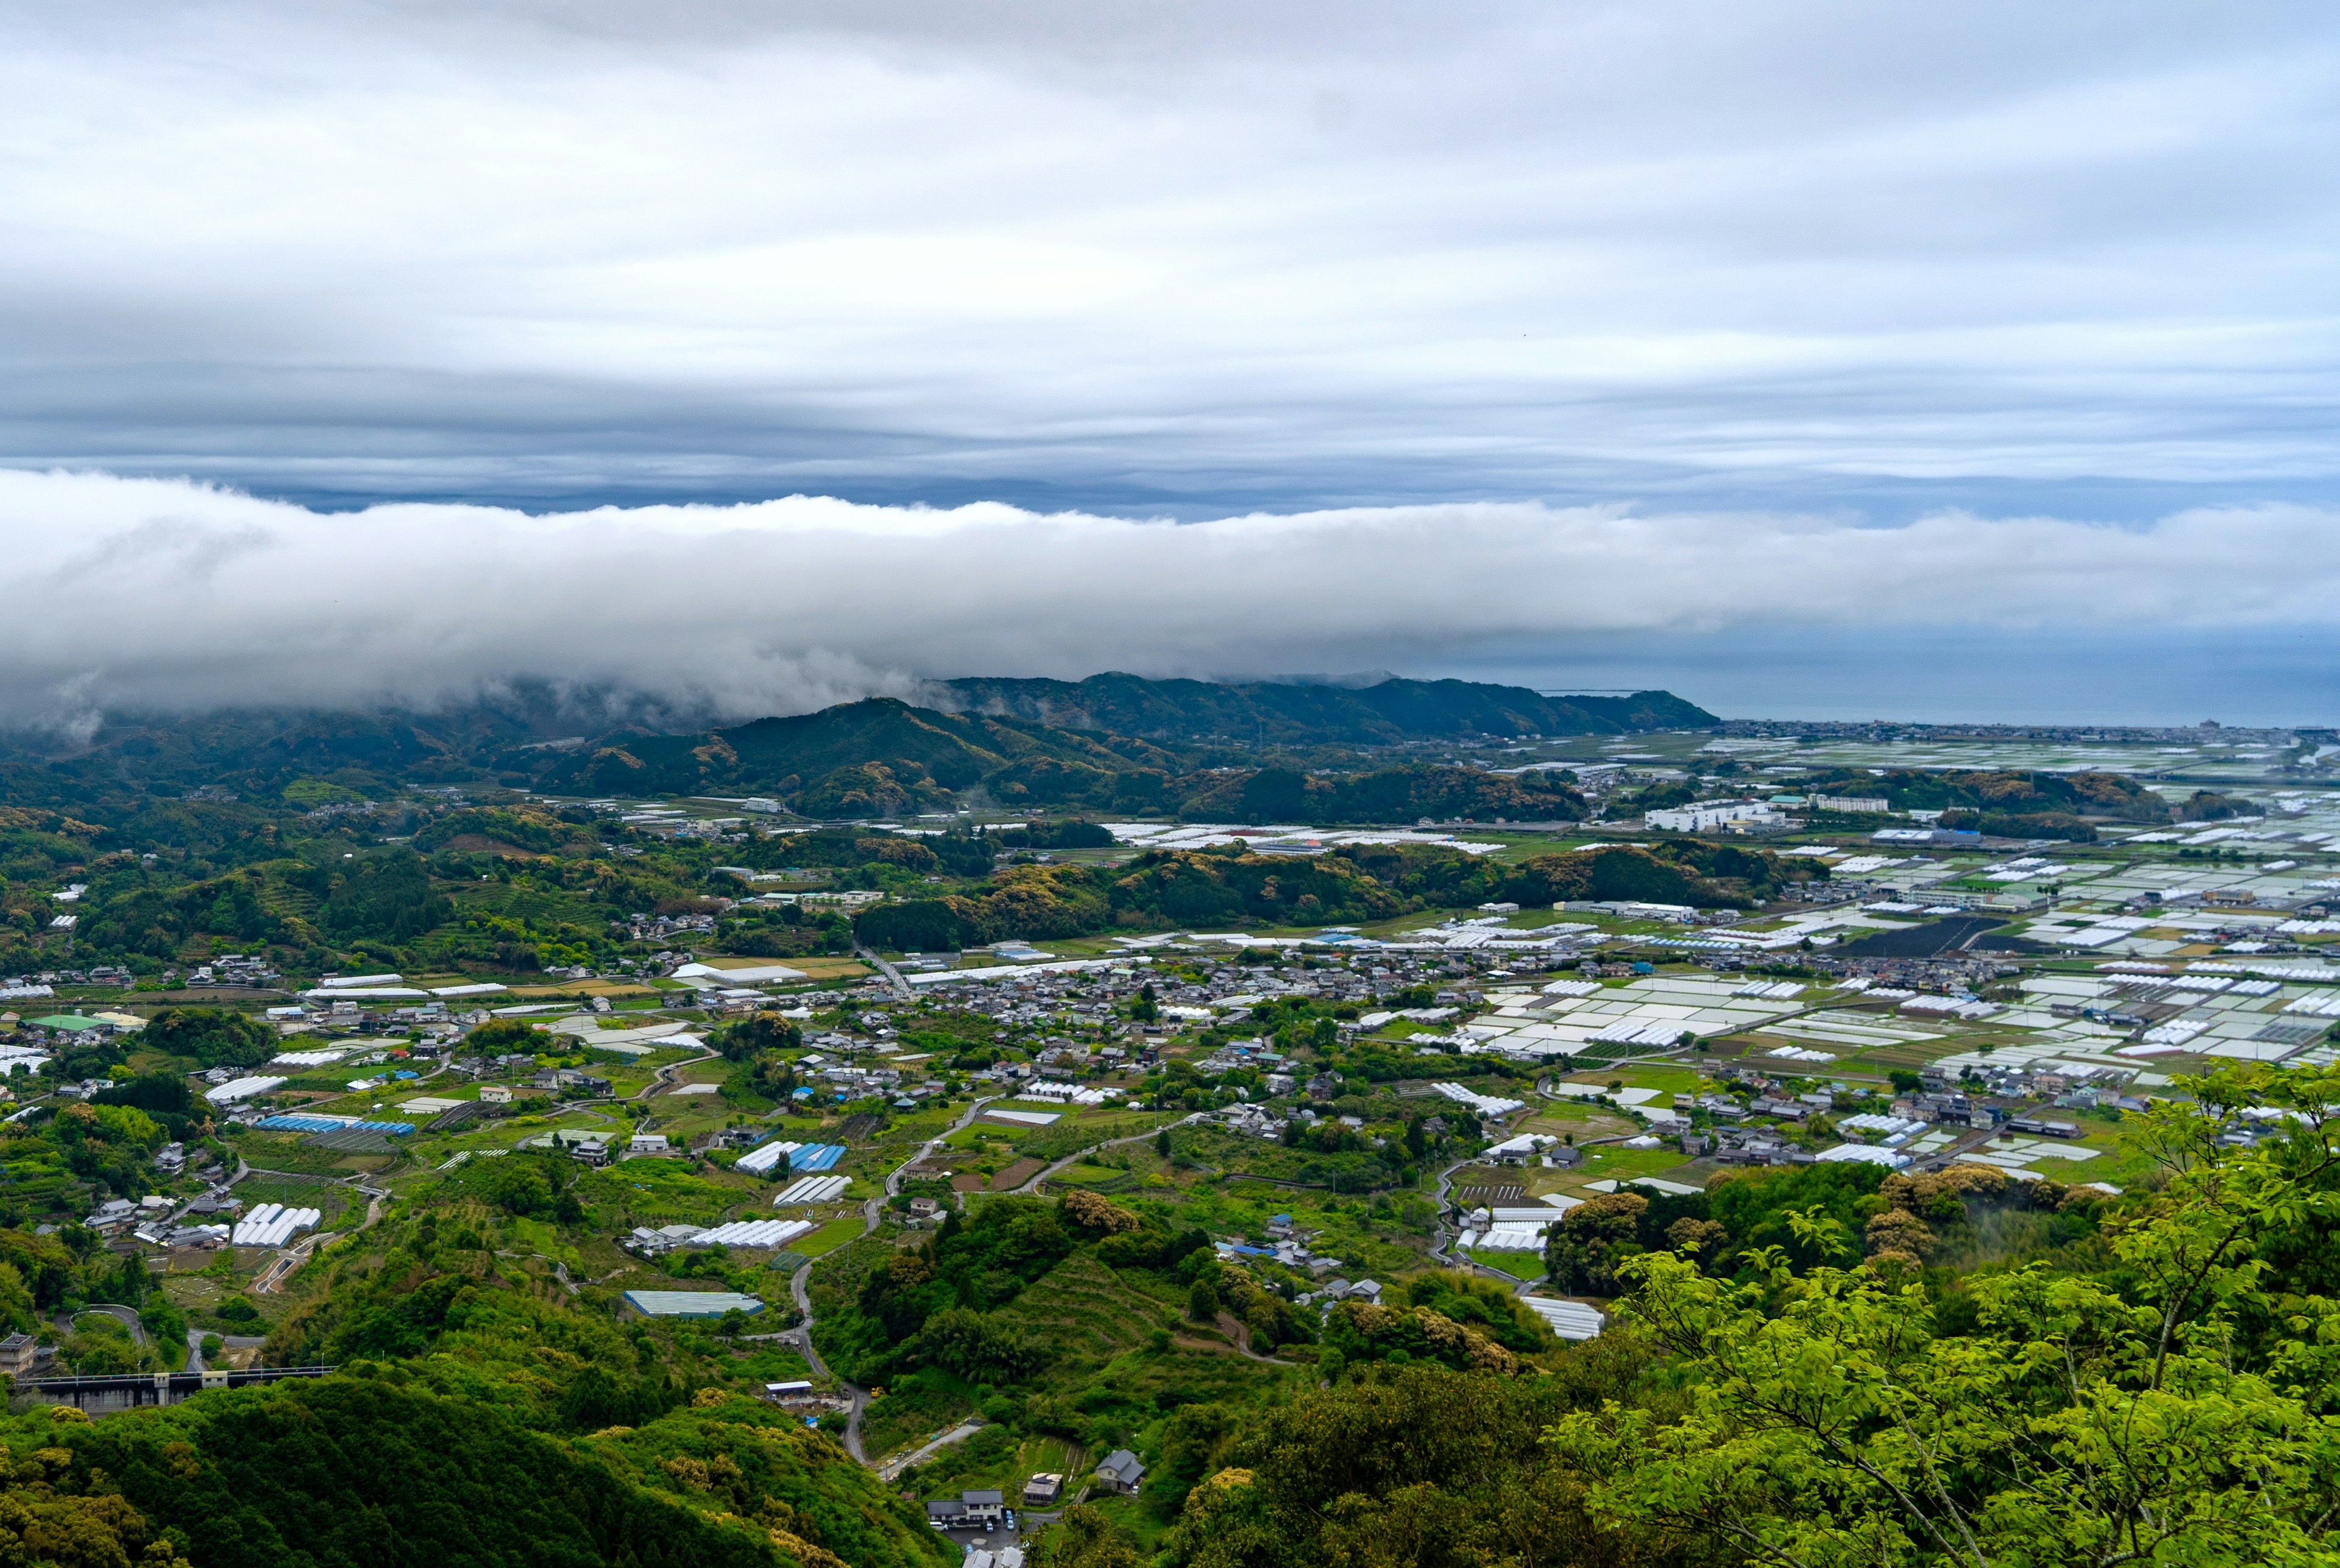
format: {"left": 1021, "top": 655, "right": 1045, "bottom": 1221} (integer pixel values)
{"left": 542, "top": 698, "right": 1171, "bottom": 804}
{"left": 941, "top": 673, "right": 1715, "bottom": 744}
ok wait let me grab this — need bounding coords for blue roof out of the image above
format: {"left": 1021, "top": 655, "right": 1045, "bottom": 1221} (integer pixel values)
{"left": 792, "top": 1144, "right": 845, "bottom": 1171}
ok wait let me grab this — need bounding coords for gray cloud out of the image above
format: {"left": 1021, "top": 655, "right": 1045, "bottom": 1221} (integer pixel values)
{"left": 0, "top": 4, "right": 2334, "bottom": 511}
{"left": 6, "top": 468, "right": 2339, "bottom": 726}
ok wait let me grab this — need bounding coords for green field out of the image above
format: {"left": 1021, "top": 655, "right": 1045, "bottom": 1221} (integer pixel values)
{"left": 795, "top": 1216, "right": 871, "bottom": 1258}
{"left": 1467, "top": 1249, "right": 1547, "bottom": 1283}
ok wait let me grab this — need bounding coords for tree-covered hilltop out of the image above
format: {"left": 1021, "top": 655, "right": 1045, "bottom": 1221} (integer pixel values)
{"left": 1157, "top": 1066, "right": 2340, "bottom": 1568}
{"left": 856, "top": 840, "right": 1824, "bottom": 951}
{"left": 0, "top": 674, "right": 1715, "bottom": 806}
{"left": 16, "top": 1157, "right": 959, "bottom": 1568}
{"left": 943, "top": 673, "right": 1718, "bottom": 746}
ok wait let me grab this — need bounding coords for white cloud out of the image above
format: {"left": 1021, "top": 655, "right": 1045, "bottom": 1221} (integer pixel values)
{"left": 7, "top": 467, "right": 2339, "bottom": 726}
{"left": 0, "top": 4, "right": 2335, "bottom": 506}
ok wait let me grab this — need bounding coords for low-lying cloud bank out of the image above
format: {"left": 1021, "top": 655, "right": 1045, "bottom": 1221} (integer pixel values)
{"left": 6, "top": 467, "right": 2335, "bottom": 731}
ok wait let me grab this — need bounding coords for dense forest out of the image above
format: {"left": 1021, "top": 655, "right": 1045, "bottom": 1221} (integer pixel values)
{"left": 1151, "top": 1071, "right": 2340, "bottom": 1567}
{"left": 0, "top": 675, "right": 1713, "bottom": 808}
{"left": 857, "top": 839, "right": 1820, "bottom": 953}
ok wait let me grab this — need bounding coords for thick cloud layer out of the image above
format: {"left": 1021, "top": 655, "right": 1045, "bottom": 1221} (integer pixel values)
{"left": 0, "top": 4, "right": 2336, "bottom": 511}
{"left": 9, "top": 468, "right": 2340, "bottom": 729}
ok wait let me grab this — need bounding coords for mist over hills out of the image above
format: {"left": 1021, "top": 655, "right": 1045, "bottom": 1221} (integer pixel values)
{"left": 0, "top": 673, "right": 1715, "bottom": 817}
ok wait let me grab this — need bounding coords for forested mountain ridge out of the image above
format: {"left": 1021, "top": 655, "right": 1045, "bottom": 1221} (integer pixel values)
{"left": 941, "top": 673, "right": 1717, "bottom": 745}
{"left": 541, "top": 698, "right": 1175, "bottom": 808}
{"left": 0, "top": 675, "right": 1712, "bottom": 809}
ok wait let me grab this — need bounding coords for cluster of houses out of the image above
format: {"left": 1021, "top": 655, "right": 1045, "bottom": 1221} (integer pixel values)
{"left": 921, "top": 1450, "right": 1147, "bottom": 1544}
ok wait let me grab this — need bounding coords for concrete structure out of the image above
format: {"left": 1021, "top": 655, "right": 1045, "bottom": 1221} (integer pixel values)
{"left": 1647, "top": 800, "right": 1786, "bottom": 833}
{"left": 0, "top": 1333, "right": 37, "bottom": 1377}
{"left": 18, "top": 1366, "right": 335, "bottom": 1416}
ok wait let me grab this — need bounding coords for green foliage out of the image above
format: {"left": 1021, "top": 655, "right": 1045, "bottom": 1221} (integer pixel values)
{"left": 712, "top": 1013, "right": 804, "bottom": 1063}
{"left": 815, "top": 1198, "right": 1075, "bottom": 1384}
{"left": 76, "top": 871, "right": 286, "bottom": 958}
{"left": 292, "top": 848, "right": 453, "bottom": 942}
{"left": 1702, "top": 1161, "right": 1885, "bottom": 1270}
{"left": 1028, "top": 1503, "right": 1144, "bottom": 1568}
{"left": 1802, "top": 765, "right": 2165, "bottom": 821}
{"left": 143, "top": 1007, "right": 277, "bottom": 1069}
{"left": 1549, "top": 1067, "right": 2340, "bottom": 1568}
{"left": 1108, "top": 850, "right": 1400, "bottom": 929}
{"left": 436, "top": 1152, "right": 584, "bottom": 1223}
{"left": 93, "top": 1070, "right": 198, "bottom": 1124}
{"left": 18, "top": 1376, "right": 788, "bottom": 1568}
{"left": 1163, "top": 1363, "right": 1661, "bottom": 1568}
{"left": 943, "top": 673, "right": 1714, "bottom": 748}
{"left": 461, "top": 1017, "right": 557, "bottom": 1055}
{"left": 1937, "top": 807, "right": 2097, "bottom": 842}
{"left": 414, "top": 806, "right": 590, "bottom": 855}
{"left": 1176, "top": 762, "right": 1586, "bottom": 826}
{"left": 0, "top": 1428, "right": 193, "bottom": 1568}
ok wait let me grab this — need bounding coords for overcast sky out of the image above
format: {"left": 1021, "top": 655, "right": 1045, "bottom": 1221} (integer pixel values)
{"left": 5, "top": 3, "right": 2339, "bottom": 723}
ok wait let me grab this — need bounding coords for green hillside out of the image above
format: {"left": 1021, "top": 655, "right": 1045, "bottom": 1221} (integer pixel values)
{"left": 943, "top": 673, "right": 1717, "bottom": 745}
{"left": 544, "top": 698, "right": 1168, "bottom": 804}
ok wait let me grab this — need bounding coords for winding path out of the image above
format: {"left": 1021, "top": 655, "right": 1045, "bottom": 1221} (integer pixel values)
{"left": 792, "top": 1093, "right": 1002, "bottom": 1466}
{"left": 1428, "top": 1157, "right": 1537, "bottom": 1293}
{"left": 74, "top": 1304, "right": 148, "bottom": 1347}
{"left": 876, "top": 1419, "right": 983, "bottom": 1483}
{"left": 1007, "top": 1111, "right": 1202, "bottom": 1196}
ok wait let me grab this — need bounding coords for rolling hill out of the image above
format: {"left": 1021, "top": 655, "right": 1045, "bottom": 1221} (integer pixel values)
{"left": 941, "top": 673, "right": 1716, "bottom": 745}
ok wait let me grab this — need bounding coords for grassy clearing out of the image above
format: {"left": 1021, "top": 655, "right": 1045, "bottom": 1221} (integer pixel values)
{"left": 795, "top": 1216, "right": 870, "bottom": 1258}
{"left": 1048, "top": 1163, "right": 1132, "bottom": 1189}
{"left": 1597, "top": 1065, "right": 1704, "bottom": 1094}
{"left": 769, "top": 957, "right": 873, "bottom": 981}
{"left": 1467, "top": 1249, "right": 1547, "bottom": 1282}
{"left": 1559, "top": 1142, "right": 1691, "bottom": 1189}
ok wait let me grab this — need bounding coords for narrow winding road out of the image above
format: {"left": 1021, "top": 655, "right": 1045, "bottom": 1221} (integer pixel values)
{"left": 1430, "top": 1157, "right": 1537, "bottom": 1292}
{"left": 792, "top": 1093, "right": 1003, "bottom": 1467}
{"left": 1007, "top": 1111, "right": 1202, "bottom": 1195}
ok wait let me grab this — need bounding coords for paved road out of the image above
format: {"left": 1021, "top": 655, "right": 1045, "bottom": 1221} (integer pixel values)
{"left": 184, "top": 1329, "right": 209, "bottom": 1373}
{"left": 854, "top": 941, "right": 914, "bottom": 1001}
{"left": 877, "top": 1419, "right": 983, "bottom": 1483}
{"left": 1008, "top": 1112, "right": 1200, "bottom": 1196}
{"left": 1211, "top": 1310, "right": 1288, "bottom": 1364}
{"left": 631, "top": 1034, "right": 718, "bottom": 1105}
{"left": 793, "top": 1094, "right": 1002, "bottom": 1467}
{"left": 1429, "top": 1157, "right": 1535, "bottom": 1291}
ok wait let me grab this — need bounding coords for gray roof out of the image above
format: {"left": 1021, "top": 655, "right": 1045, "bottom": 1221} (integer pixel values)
{"left": 1097, "top": 1449, "right": 1144, "bottom": 1481}
{"left": 963, "top": 1489, "right": 1004, "bottom": 1506}
{"left": 619, "top": 1290, "right": 765, "bottom": 1318}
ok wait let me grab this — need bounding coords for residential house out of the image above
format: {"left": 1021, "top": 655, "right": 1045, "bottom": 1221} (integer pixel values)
{"left": 0, "top": 1333, "right": 37, "bottom": 1377}
{"left": 1094, "top": 1450, "right": 1146, "bottom": 1495}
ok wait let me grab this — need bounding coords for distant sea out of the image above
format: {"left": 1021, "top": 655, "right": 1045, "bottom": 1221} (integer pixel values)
{"left": 1447, "top": 625, "right": 2340, "bottom": 729}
